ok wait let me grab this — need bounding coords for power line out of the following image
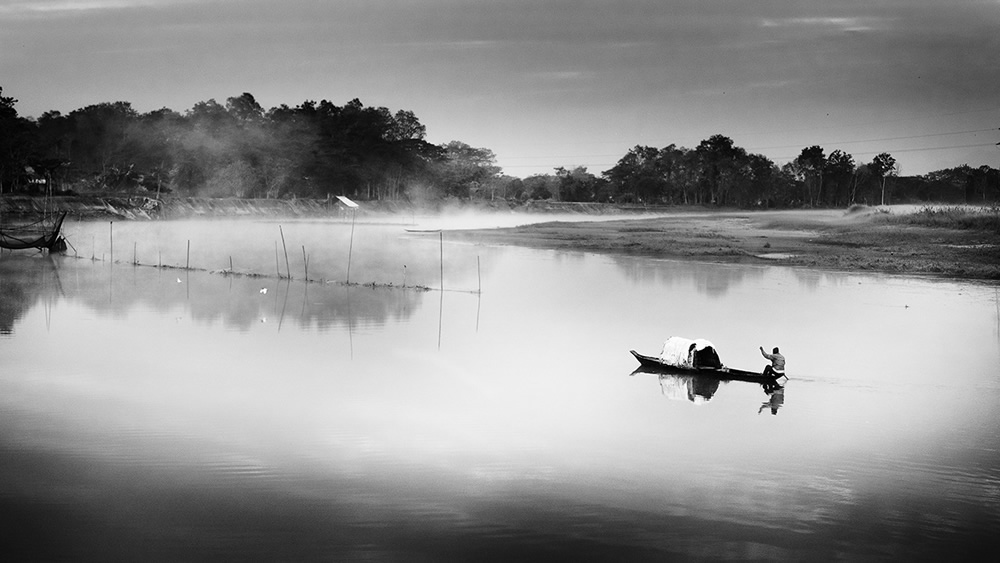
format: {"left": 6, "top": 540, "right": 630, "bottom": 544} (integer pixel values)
{"left": 748, "top": 128, "right": 998, "bottom": 151}
{"left": 726, "top": 105, "right": 1000, "bottom": 138}
{"left": 771, "top": 141, "right": 999, "bottom": 161}
{"left": 500, "top": 141, "right": 999, "bottom": 172}
{"left": 498, "top": 128, "right": 1000, "bottom": 163}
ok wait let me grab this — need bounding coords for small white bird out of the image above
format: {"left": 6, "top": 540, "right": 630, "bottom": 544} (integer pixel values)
{"left": 260, "top": 287, "right": 268, "bottom": 294}
{"left": 176, "top": 278, "right": 182, "bottom": 283}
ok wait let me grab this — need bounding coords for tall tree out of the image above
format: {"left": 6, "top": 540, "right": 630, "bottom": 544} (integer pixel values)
{"left": 825, "top": 149, "right": 856, "bottom": 206}
{"left": 225, "top": 93, "right": 264, "bottom": 122}
{"left": 694, "top": 134, "right": 747, "bottom": 205}
{"left": 870, "top": 152, "right": 897, "bottom": 205}
{"left": 795, "top": 145, "right": 826, "bottom": 206}
{"left": 604, "top": 145, "right": 664, "bottom": 203}
{"left": 555, "top": 166, "right": 601, "bottom": 202}
{"left": 432, "top": 141, "right": 500, "bottom": 199}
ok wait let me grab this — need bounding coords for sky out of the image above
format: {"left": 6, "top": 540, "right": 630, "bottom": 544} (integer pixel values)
{"left": 1, "top": 0, "right": 998, "bottom": 178}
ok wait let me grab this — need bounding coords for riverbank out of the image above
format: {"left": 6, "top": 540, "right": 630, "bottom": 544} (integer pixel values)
{"left": 4, "top": 195, "right": 998, "bottom": 281}
{"left": 451, "top": 205, "right": 1000, "bottom": 281}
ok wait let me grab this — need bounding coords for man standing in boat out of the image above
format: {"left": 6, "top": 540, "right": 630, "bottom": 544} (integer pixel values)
{"left": 760, "top": 346, "right": 786, "bottom": 379}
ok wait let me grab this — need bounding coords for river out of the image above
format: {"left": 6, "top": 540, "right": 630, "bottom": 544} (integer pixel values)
{"left": 1, "top": 216, "right": 998, "bottom": 560}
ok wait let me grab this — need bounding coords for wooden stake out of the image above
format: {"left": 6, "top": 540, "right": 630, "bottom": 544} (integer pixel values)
{"left": 279, "top": 225, "right": 290, "bottom": 279}
{"left": 477, "top": 255, "right": 481, "bottom": 294}
{"left": 346, "top": 208, "right": 356, "bottom": 283}
{"left": 229, "top": 256, "right": 234, "bottom": 273}
{"left": 186, "top": 240, "right": 190, "bottom": 270}
{"left": 439, "top": 231, "right": 444, "bottom": 291}
{"left": 275, "top": 241, "right": 280, "bottom": 277}
{"left": 302, "top": 245, "right": 308, "bottom": 280}
{"left": 133, "top": 242, "right": 137, "bottom": 265}
{"left": 109, "top": 221, "right": 113, "bottom": 263}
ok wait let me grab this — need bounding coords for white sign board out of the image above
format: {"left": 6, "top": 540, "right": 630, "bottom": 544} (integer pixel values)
{"left": 336, "top": 196, "right": 359, "bottom": 208}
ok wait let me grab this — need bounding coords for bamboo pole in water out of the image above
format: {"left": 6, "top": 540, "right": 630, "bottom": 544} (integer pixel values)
{"left": 186, "top": 240, "right": 190, "bottom": 270}
{"left": 230, "top": 256, "right": 234, "bottom": 273}
{"left": 439, "top": 231, "right": 443, "bottom": 291}
{"left": 301, "top": 245, "right": 308, "bottom": 280}
{"left": 133, "top": 242, "right": 137, "bottom": 265}
{"left": 279, "top": 225, "right": 291, "bottom": 279}
{"left": 477, "top": 255, "right": 481, "bottom": 294}
{"left": 109, "top": 222, "right": 113, "bottom": 263}
{"left": 275, "top": 241, "right": 280, "bottom": 277}
{"left": 346, "top": 208, "right": 356, "bottom": 284}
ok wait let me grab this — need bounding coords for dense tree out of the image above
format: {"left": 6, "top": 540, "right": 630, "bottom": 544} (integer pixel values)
{"left": 824, "top": 150, "right": 856, "bottom": 206}
{"left": 0, "top": 87, "right": 35, "bottom": 193}
{"left": 743, "top": 153, "right": 784, "bottom": 207}
{"left": 225, "top": 93, "right": 264, "bottom": 122}
{"left": 555, "top": 166, "right": 604, "bottom": 202}
{"left": 604, "top": 146, "right": 665, "bottom": 203}
{"left": 694, "top": 134, "right": 747, "bottom": 205}
{"left": 794, "top": 145, "right": 826, "bottom": 206}
{"left": 431, "top": 141, "right": 500, "bottom": 199}
{"left": 4, "top": 85, "right": 997, "bottom": 206}
{"left": 522, "top": 174, "right": 560, "bottom": 200}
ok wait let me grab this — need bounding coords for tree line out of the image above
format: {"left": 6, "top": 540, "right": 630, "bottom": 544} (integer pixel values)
{"left": 2, "top": 86, "right": 997, "bottom": 206}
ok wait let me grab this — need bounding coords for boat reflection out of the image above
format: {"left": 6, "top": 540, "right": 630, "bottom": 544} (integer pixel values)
{"left": 631, "top": 365, "right": 786, "bottom": 412}
{"left": 658, "top": 373, "right": 721, "bottom": 404}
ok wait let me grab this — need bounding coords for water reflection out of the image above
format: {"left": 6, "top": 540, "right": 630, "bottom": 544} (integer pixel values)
{"left": 0, "top": 254, "right": 61, "bottom": 334}
{"left": 633, "top": 367, "right": 787, "bottom": 412}
{"left": 0, "top": 253, "right": 431, "bottom": 335}
{"left": 3, "top": 220, "right": 1000, "bottom": 560}
{"left": 611, "top": 254, "right": 768, "bottom": 297}
{"left": 759, "top": 379, "right": 785, "bottom": 415}
{"left": 658, "top": 372, "right": 721, "bottom": 404}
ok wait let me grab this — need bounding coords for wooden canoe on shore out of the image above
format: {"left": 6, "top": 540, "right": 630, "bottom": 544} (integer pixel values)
{"left": 629, "top": 350, "right": 780, "bottom": 383}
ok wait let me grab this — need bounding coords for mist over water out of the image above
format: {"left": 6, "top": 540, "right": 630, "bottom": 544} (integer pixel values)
{"left": 1, "top": 218, "right": 998, "bottom": 560}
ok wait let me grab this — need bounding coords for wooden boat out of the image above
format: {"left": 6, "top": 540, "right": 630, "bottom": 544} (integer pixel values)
{"left": 0, "top": 212, "right": 68, "bottom": 252}
{"left": 629, "top": 350, "right": 780, "bottom": 383}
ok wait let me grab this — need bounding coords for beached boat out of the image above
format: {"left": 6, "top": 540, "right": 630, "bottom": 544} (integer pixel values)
{"left": 629, "top": 350, "right": 778, "bottom": 383}
{"left": 0, "top": 212, "right": 68, "bottom": 252}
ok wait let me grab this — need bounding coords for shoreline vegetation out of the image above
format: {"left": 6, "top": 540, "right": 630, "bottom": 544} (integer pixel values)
{"left": 2, "top": 195, "right": 999, "bottom": 281}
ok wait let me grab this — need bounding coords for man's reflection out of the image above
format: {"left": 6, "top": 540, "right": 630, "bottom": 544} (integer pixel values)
{"left": 758, "top": 380, "right": 785, "bottom": 415}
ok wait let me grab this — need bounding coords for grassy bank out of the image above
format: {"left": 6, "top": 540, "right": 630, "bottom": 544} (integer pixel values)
{"left": 876, "top": 205, "right": 1000, "bottom": 232}
{"left": 451, "top": 205, "right": 1000, "bottom": 281}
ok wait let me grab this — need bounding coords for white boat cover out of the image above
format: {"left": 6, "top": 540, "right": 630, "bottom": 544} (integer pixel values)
{"left": 658, "top": 336, "right": 718, "bottom": 369}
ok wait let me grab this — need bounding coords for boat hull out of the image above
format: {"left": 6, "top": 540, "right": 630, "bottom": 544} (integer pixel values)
{"left": 630, "top": 350, "right": 779, "bottom": 383}
{"left": 0, "top": 213, "right": 67, "bottom": 252}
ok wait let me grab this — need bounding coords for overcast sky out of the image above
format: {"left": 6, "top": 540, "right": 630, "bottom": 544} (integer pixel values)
{"left": 2, "top": 0, "right": 998, "bottom": 177}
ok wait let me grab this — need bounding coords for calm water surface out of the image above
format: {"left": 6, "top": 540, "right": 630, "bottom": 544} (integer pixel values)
{"left": 1, "top": 218, "right": 998, "bottom": 561}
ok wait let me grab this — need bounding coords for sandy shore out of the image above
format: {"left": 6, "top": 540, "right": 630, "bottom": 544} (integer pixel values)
{"left": 452, "top": 206, "right": 1000, "bottom": 281}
